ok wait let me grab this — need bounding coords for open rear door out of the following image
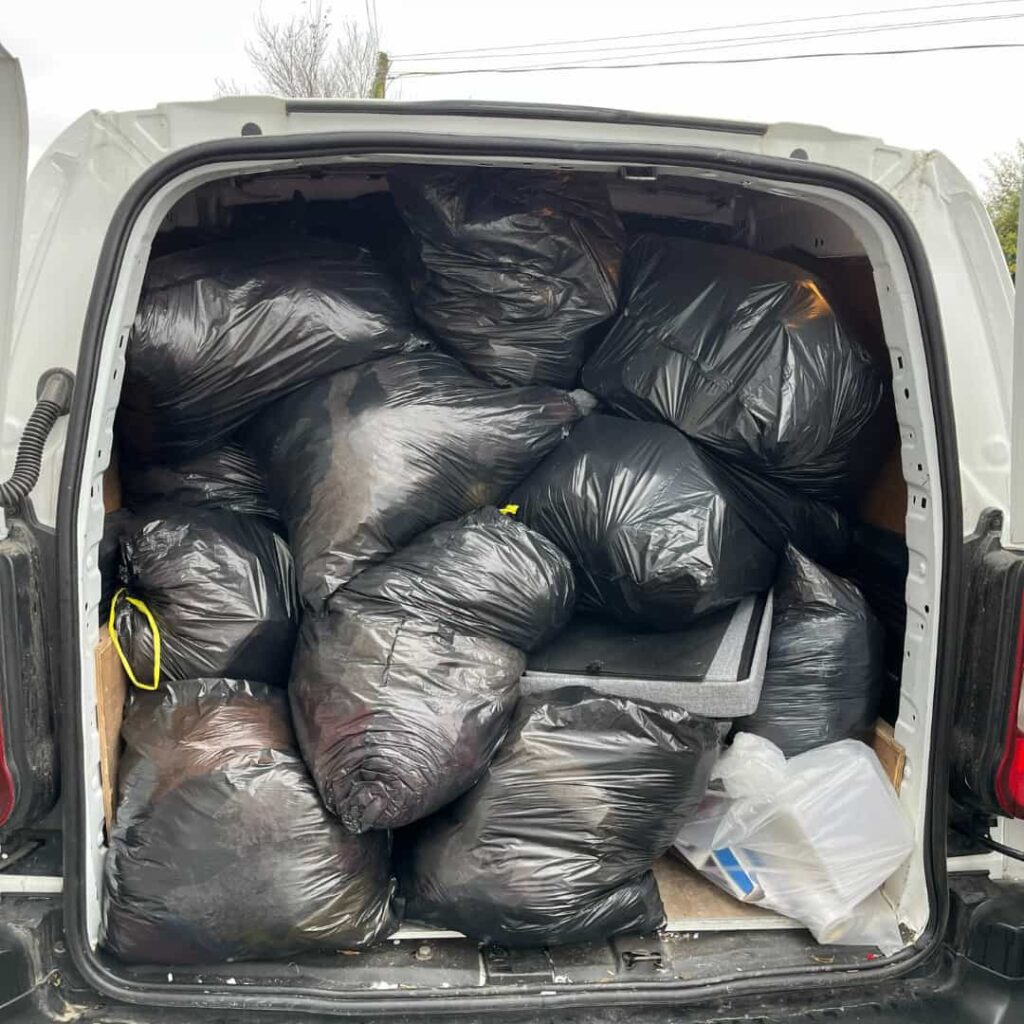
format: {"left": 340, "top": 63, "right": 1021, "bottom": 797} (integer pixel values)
{"left": 953, "top": 183, "right": 1024, "bottom": 830}
{"left": 0, "top": 42, "right": 26, "bottom": 406}
{"left": 0, "top": 45, "right": 63, "bottom": 839}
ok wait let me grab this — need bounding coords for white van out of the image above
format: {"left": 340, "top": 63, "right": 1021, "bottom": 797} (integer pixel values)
{"left": 1, "top": 42, "right": 1023, "bottom": 1022}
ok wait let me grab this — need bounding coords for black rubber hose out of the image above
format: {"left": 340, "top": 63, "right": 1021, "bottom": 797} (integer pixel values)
{"left": 0, "top": 399, "right": 64, "bottom": 508}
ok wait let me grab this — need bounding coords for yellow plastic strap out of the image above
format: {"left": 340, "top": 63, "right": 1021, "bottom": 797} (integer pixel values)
{"left": 108, "top": 588, "right": 161, "bottom": 691}
{"left": 498, "top": 504, "right": 519, "bottom": 516}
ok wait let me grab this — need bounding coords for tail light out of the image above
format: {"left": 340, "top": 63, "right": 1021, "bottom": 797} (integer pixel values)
{"left": 0, "top": 713, "right": 15, "bottom": 826}
{"left": 995, "top": 595, "right": 1024, "bottom": 817}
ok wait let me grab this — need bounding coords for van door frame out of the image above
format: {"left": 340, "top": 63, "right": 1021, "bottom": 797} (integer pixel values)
{"left": 57, "top": 130, "right": 964, "bottom": 1015}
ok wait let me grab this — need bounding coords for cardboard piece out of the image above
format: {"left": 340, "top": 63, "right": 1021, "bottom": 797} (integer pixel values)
{"left": 653, "top": 856, "right": 796, "bottom": 929}
{"left": 94, "top": 630, "right": 127, "bottom": 833}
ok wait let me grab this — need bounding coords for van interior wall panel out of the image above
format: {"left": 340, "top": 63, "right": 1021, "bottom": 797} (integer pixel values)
{"left": 69, "top": 151, "right": 941, "bottom": 999}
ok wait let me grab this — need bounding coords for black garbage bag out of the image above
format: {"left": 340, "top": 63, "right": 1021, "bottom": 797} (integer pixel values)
{"left": 715, "top": 457, "right": 851, "bottom": 571}
{"left": 248, "top": 349, "right": 592, "bottom": 610}
{"left": 121, "top": 441, "right": 279, "bottom": 523}
{"left": 100, "top": 509, "right": 135, "bottom": 621}
{"left": 119, "top": 238, "right": 429, "bottom": 461}
{"left": 735, "top": 546, "right": 884, "bottom": 756}
{"left": 103, "top": 679, "right": 396, "bottom": 963}
{"left": 401, "top": 687, "right": 722, "bottom": 947}
{"left": 389, "top": 167, "right": 624, "bottom": 387}
{"left": 346, "top": 507, "right": 576, "bottom": 650}
{"left": 514, "top": 414, "right": 781, "bottom": 629}
{"left": 582, "top": 235, "right": 884, "bottom": 501}
{"left": 290, "top": 509, "right": 575, "bottom": 833}
{"left": 113, "top": 509, "right": 298, "bottom": 687}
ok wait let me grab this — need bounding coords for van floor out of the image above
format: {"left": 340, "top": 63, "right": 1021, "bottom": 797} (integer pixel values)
{"left": 115, "top": 860, "right": 869, "bottom": 993}
{"left": 115, "top": 908, "right": 861, "bottom": 995}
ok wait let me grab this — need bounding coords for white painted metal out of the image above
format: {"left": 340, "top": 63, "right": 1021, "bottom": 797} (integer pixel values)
{"left": 0, "top": 45, "right": 27, "bottom": 439}
{"left": 0, "top": 875, "right": 63, "bottom": 894}
{"left": 948, "top": 852, "right": 1005, "bottom": 874}
{"left": 1010, "top": 181, "right": 1024, "bottom": 545}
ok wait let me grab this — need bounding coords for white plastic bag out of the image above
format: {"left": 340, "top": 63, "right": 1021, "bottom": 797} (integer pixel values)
{"left": 673, "top": 733, "right": 913, "bottom": 953}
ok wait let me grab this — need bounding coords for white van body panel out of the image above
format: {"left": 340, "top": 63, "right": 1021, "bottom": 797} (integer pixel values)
{"left": 3, "top": 97, "right": 1014, "bottom": 541}
{"left": 1, "top": 95, "right": 1015, "bottom": 938}
{"left": 0, "top": 46, "right": 27, "bottom": 425}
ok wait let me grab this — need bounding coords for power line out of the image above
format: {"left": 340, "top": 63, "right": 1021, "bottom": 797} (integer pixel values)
{"left": 390, "top": 0, "right": 1021, "bottom": 59}
{"left": 389, "top": 40, "right": 1024, "bottom": 79}
{"left": 390, "top": 10, "right": 1024, "bottom": 72}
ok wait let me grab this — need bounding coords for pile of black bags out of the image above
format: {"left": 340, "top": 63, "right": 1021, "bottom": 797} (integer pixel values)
{"left": 103, "top": 164, "right": 894, "bottom": 964}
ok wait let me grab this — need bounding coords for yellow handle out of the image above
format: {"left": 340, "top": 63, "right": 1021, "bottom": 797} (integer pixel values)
{"left": 498, "top": 504, "right": 519, "bottom": 516}
{"left": 108, "top": 588, "right": 161, "bottom": 691}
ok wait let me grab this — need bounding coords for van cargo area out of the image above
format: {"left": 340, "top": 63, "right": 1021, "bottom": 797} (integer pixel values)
{"left": 67, "top": 146, "right": 947, "bottom": 1008}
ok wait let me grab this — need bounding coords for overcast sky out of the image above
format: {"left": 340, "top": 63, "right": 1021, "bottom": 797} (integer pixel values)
{"left": 2, "top": 0, "right": 1022, "bottom": 189}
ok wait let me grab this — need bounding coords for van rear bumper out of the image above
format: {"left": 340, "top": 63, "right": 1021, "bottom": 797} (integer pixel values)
{"left": 3, "top": 882, "right": 1023, "bottom": 1023}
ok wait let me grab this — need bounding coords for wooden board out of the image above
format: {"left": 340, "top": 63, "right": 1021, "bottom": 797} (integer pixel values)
{"left": 94, "top": 630, "right": 128, "bottom": 833}
{"left": 872, "top": 719, "right": 907, "bottom": 793}
{"left": 102, "top": 451, "right": 122, "bottom": 513}
{"left": 859, "top": 446, "right": 907, "bottom": 536}
{"left": 653, "top": 856, "right": 800, "bottom": 931}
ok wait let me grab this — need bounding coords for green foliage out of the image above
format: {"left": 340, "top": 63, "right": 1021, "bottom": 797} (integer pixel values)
{"left": 983, "top": 139, "right": 1023, "bottom": 279}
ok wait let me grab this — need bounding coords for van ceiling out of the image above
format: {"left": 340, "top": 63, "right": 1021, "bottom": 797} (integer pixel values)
{"left": 156, "top": 165, "right": 869, "bottom": 262}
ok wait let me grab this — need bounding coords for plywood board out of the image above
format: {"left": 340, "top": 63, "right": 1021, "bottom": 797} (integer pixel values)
{"left": 653, "top": 856, "right": 801, "bottom": 931}
{"left": 102, "top": 452, "right": 122, "bottom": 513}
{"left": 94, "top": 630, "right": 128, "bottom": 833}
{"left": 859, "top": 446, "right": 907, "bottom": 536}
{"left": 872, "top": 719, "right": 906, "bottom": 793}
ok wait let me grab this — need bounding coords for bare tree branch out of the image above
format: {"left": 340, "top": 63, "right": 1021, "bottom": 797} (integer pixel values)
{"left": 232, "top": 0, "right": 382, "bottom": 99}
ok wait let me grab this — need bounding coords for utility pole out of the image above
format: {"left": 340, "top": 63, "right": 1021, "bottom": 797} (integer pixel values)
{"left": 371, "top": 51, "right": 390, "bottom": 99}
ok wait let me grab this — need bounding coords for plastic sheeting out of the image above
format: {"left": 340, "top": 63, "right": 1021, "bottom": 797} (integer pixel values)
{"left": 674, "top": 733, "right": 913, "bottom": 952}
{"left": 121, "top": 442, "right": 279, "bottom": 522}
{"left": 290, "top": 509, "right": 575, "bottom": 833}
{"left": 401, "top": 687, "right": 722, "bottom": 947}
{"left": 582, "top": 236, "right": 884, "bottom": 501}
{"left": 514, "top": 414, "right": 780, "bottom": 629}
{"left": 103, "top": 679, "right": 396, "bottom": 963}
{"left": 248, "top": 349, "right": 592, "bottom": 610}
{"left": 114, "top": 509, "right": 298, "bottom": 687}
{"left": 389, "top": 167, "right": 624, "bottom": 387}
{"left": 120, "top": 238, "right": 429, "bottom": 461}
{"left": 735, "top": 546, "right": 884, "bottom": 756}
